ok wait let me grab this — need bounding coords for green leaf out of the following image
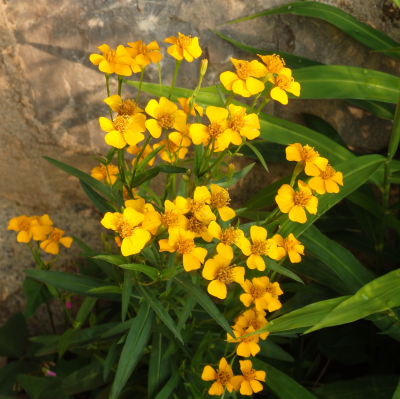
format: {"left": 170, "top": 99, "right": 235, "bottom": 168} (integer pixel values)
{"left": 131, "top": 165, "right": 187, "bottom": 188}
{"left": 263, "top": 257, "right": 303, "bottom": 284}
{"left": 214, "top": 84, "right": 227, "bottom": 106}
{"left": 122, "top": 271, "right": 133, "bottom": 322}
{"left": 253, "top": 296, "right": 350, "bottom": 335}
{"left": 173, "top": 275, "right": 234, "bottom": 337}
{"left": 226, "top": 1, "right": 400, "bottom": 60}
{"left": 212, "top": 162, "right": 255, "bottom": 189}
{"left": 148, "top": 332, "right": 170, "bottom": 399}
{"left": 58, "top": 328, "right": 76, "bottom": 358}
{"left": 43, "top": 156, "right": 114, "bottom": 201}
{"left": 101, "top": 318, "right": 135, "bottom": 338}
{"left": 24, "top": 269, "right": 126, "bottom": 302}
{"left": 258, "top": 339, "right": 295, "bottom": 362}
{"left": 177, "top": 295, "right": 196, "bottom": 331}
{"left": 75, "top": 297, "right": 97, "bottom": 326}
{"left": 0, "top": 314, "right": 27, "bottom": 357}
{"left": 244, "top": 141, "right": 268, "bottom": 172}
{"left": 119, "top": 263, "right": 159, "bottom": 281}
{"left": 112, "top": 301, "right": 155, "bottom": 399}
{"left": 306, "top": 268, "right": 400, "bottom": 333}
{"left": 18, "top": 375, "right": 67, "bottom": 399}
{"left": 22, "top": 277, "right": 53, "bottom": 319}
{"left": 62, "top": 363, "right": 104, "bottom": 395}
{"left": 191, "top": 331, "right": 212, "bottom": 369}
{"left": 137, "top": 143, "right": 165, "bottom": 172}
{"left": 92, "top": 253, "right": 127, "bottom": 265}
{"left": 346, "top": 99, "right": 395, "bottom": 121}
{"left": 278, "top": 155, "right": 385, "bottom": 238}
{"left": 154, "top": 371, "right": 180, "bottom": 399}
{"left": 313, "top": 375, "right": 399, "bottom": 399}
{"left": 104, "top": 340, "right": 119, "bottom": 382}
{"left": 193, "top": 144, "right": 204, "bottom": 176}
{"left": 87, "top": 286, "right": 122, "bottom": 294}
{"left": 79, "top": 180, "right": 115, "bottom": 214}
{"left": 134, "top": 282, "right": 183, "bottom": 343}
{"left": 233, "top": 140, "right": 288, "bottom": 164}
{"left": 251, "top": 358, "right": 318, "bottom": 399}
{"left": 394, "top": 376, "right": 400, "bottom": 399}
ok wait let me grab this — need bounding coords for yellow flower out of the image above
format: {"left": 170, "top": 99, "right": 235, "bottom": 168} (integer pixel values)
{"left": 190, "top": 106, "right": 233, "bottom": 151}
{"left": 126, "top": 40, "right": 162, "bottom": 65}
{"left": 240, "top": 277, "right": 283, "bottom": 312}
{"left": 275, "top": 180, "right": 318, "bottom": 224}
{"left": 187, "top": 214, "right": 214, "bottom": 242}
{"left": 164, "top": 33, "right": 202, "bottom": 62}
{"left": 238, "top": 226, "right": 277, "bottom": 271}
{"left": 227, "top": 325, "right": 260, "bottom": 357}
{"left": 308, "top": 164, "right": 343, "bottom": 194}
{"left": 91, "top": 163, "right": 119, "bottom": 184}
{"left": 209, "top": 184, "right": 235, "bottom": 222}
{"left": 145, "top": 97, "right": 186, "bottom": 139}
{"left": 8, "top": 215, "right": 53, "bottom": 243}
{"left": 220, "top": 58, "right": 267, "bottom": 98}
{"left": 270, "top": 68, "right": 300, "bottom": 105}
{"left": 272, "top": 233, "right": 304, "bottom": 263}
{"left": 142, "top": 200, "right": 188, "bottom": 234}
{"left": 176, "top": 186, "right": 216, "bottom": 222}
{"left": 89, "top": 44, "right": 140, "bottom": 75}
{"left": 169, "top": 126, "right": 192, "bottom": 148}
{"left": 159, "top": 228, "right": 207, "bottom": 272}
{"left": 40, "top": 228, "right": 72, "bottom": 255}
{"left": 226, "top": 104, "right": 260, "bottom": 143}
{"left": 234, "top": 309, "right": 269, "bottom": 340}
{"left": 101, "top": 208, "right": 151, "bottom": 256}
{"left": 104, "top": 95, "right": 143, "bottom": 117}
{"left": 177, "top": 97, "right": 203, "bottom": 116}
{"left": 125, "top": 198, "right": 155, "bottom": 214}
{"left": 286, "top": 143, "right": 328, "bottom": 176}
{"left": 257, "top": 53, "right": 286, "bottom": 75}
{"left": 202, "top": 357, "right": 237, "bottom": 396}
{"left": 99, "top": 114, "right": 146, "bottom": 149}
{"left": 127, "top": 144, "right": 155, "bottom": 166}
{"left": 153, "top": 135, "right": 189, "bottom": 163}
{"left": 208, "top": 221, "right": 244, "bottom": 259}
{"left": 203, "top": 254, "right": 245, "bottom": 299}
{"left": 230, "top": 360, "right": 265, "bottom": 396}
{"left": 123, "top": 186, "right": 139, "bottom": 201}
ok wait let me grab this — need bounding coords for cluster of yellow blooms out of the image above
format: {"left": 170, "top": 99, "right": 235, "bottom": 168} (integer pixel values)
{"left": 7, "top": 215, "right": 72, "bottom": 255}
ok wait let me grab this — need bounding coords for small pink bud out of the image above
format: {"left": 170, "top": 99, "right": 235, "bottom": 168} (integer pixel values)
{"left": 65, "top": 301, "right": 72, "bottom": 309}
{"left": 47, "top": 370, "right": 57, "bottom": 377}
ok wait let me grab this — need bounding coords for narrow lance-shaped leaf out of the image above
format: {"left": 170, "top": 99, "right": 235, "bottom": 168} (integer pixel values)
{"left": 104, "top": 340, "right": 119, "bottom": 381}
{"left": 122, "top": 271, "right": 133, "bottom": 322}
{"left": 154, "top": 371, "right": 181, "bottom": 399}
{"left": 79, "top": 180, "right": 115, "bottom": 214}
{"left": 112, "top": 301, "right": 155, "bottom": 399}
{"left": 306, "top": 268, "right": 400, "bottom": 333}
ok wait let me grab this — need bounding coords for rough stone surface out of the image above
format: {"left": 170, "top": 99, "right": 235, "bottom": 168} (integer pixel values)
{"left": 1, "top": 0, "right": 399, "bottom": 330}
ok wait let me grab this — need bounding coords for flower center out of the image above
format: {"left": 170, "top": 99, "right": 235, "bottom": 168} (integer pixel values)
{"left": 210, "top": 189, "right": 230, "bottom": 209}
{"left": 114, "top": 115, "right": 130, "bottom": 133}
{"left": 265, "top": 54, "right": 285, "bottom": 74}
{"left": 243, "top": 369, "right": 257, "bottom": 381}
{"left": 251, "top": 240, "right": 270, "bottom": 256}
{"left": 216, "top": 371, "right": 231, "bottom": 386}
{"left": 275, "top": 74, "right": 294, "bottom": 90}
{"left": 301, "top": 145, "right": 319, "bottom": 163}
{"left": 117, "top": 217, "right": 136, "bottom": 238}
{"left": 139, "top": 43, "right": 147, "bottom": 54}
{"left": 250, "top": 284, "right": 266, "bottom": 299}
{"left": 228, "top": 111, "right": 247, "bottom": 132}
{"left": 176, "top": 34, "right": 192, "bottom": 49}
{"left": 176, "top": 237, "right": 195, "bottom": 255}
{"left": 249, "top": 319, "right": 262, "bottom": 330}
{"left": 104, "top": 49, "right": 117, "bottom": 62}
{"left": 220, "top": 226, "right": 241, "bottom": 246}
{"left": 208, "top": 122, "right": 225, "bottom": 139}
{"left": 188, "top": 199, "right": 205, "bottom": 214}
{"left": 282, "top": 237, "right": 296, "bottom": 252}
{"left": 118, "top": 99, "right": 140, "bottom": 117}
{"left": 215, "top": 266, "right": 235, "bottom": 285}
{"left": 158, "top": 112, "right": 175, "bottom": 129}
{"left": 19, "top": 220, "right": 30, "bottom": 231}
{"left": 49, "top": 231, "right": 61, "bottom": 241}
{"left": 294, "top": 190, "right": 312, "bottom": 207}
{"left": 320, "top": 164, "right": 336, "bottom": 180}
{"left": 265, "top": 283, "right": 277, "bottom": 297}
{"left": 235, "top": 61, "right": 252, "bottom": 80}
{"left": 242, "top": 335, "right": 255, "bottom": 343}
{"left": 187, "top": 216, "right": 207, "bottom": 235}
{"left": 160, "top": 210, "right": 180, "bottom": 228}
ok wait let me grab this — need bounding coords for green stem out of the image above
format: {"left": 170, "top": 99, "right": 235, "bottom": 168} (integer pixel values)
{"left": 200, "top": 140, "right": 216, "bottom": 175}
{"left": 255, "top": 96, "right": 271, "bottom": 115}
{"left": 388, "top": 82, "right": 400, "bottom": 161}
{"left": 249, "top": 93, "right": 261, "bottom": 113}
{"left": 105, "top": 74, "right": 113, "bottom": 120}
{"left": 136, "top": 66, "right": 146, "bottom": 103}
{"left": 131, "top": 134, "right": 151, "bottom": 182}
{"left": 46, "top": 302, "right": 56, "bottom": 334}
{"left": 224, "top": 92, "right": 235, "bottom": 108}
{"left": 168, "top": 60, "right": 181, "bottom": 100}
{"left": 158, "top": 62, "right": 162, "bottom": 96}
{"left": 118, "top": 75, "right": 123, "bottom": 96}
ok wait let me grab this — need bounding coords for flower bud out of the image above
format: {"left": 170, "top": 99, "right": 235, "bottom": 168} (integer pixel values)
{"left": 200, "top": 59, "right": 208, "bottom": 77}
{"left": 186, "top": 169, "right": 192, "bottom": 178}
{"left": 227, "top": 163, "right": 235, "bottom": 179}
{"left": 182, "top": 175, "right": 190, "bottom": 182}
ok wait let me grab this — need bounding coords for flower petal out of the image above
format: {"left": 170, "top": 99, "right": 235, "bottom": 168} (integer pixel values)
{"left": 245, "top": 77, "right": 265, "bottom": 95}
{"left": 220, "top": 71, "right": 239, "bottom": 91}
{"left": 201, "top": 365, "right": 217, "bottom": 381}
{"left": 145, "top": 119, "right": 162, "bottom": 138}
{"left": 270, "top": 87, "right": 288, "bottom": 104}
{"left": 286, "top": 143, "right": 303, "bottom": 162}
{"left": 105, "top": 130, "right": 126, "bottom": 148}
{"left": 208, "top": 280, "right": 227, "bottom": 299}
{"left": 288, "top": 205, "right": 307, "bottom": 224}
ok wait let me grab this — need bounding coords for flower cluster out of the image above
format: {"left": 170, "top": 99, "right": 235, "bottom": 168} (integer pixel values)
{"left": 275, "top": 143, "right": 344, "bottom": 224}
{"left": 8, "top": 214, "right": 72, "bottom": 255}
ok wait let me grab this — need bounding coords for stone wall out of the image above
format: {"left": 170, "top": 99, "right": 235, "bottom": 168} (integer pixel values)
{"left": 1, "top": 0, "right": 399, "bottom": 331}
